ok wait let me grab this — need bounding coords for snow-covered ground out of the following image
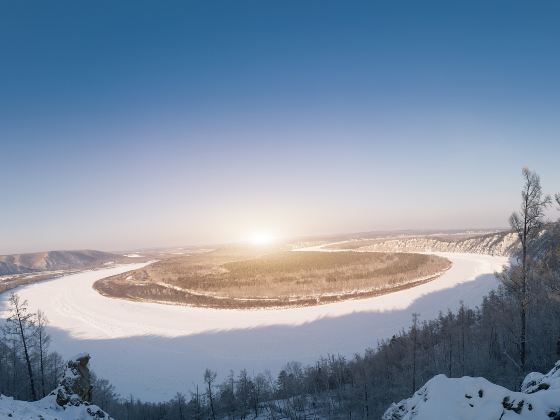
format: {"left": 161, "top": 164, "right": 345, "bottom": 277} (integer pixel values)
{"left": 0, "top": 394, "right": 109, "bottom": 420}
{"left": 0, "top": 253, "right": 507, "bottom": 402}
{"left": 383, "top": 361, "right": 560, "bottom": 420}
{"left": 0, "top": 352, "right": 111, "bottom": 419}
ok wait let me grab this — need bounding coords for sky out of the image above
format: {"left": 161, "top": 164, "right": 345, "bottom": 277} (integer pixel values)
{"left": 1, "top": 0, "right": 560, "bottom": 254}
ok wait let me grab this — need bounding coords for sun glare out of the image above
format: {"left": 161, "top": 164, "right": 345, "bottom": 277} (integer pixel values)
{"left": 247, "top": 231, "right": 275, "bottom": 246}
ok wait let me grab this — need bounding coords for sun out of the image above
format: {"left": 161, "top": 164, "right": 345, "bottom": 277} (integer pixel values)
{"left": 247, "top": 231, "right": 276, "bottom": 246}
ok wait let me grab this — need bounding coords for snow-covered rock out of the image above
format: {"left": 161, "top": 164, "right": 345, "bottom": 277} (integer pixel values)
{"left": 0, "top": 354, "right": 112, "bottom": 419}
{"left": 53, "top": 353, "right": 95, "bottom": 408}
{"left": 383, "top": 362, "right": 560, "bottom": 420}
{"left": 521, "top": 361, "right": 560, "bottom": 394}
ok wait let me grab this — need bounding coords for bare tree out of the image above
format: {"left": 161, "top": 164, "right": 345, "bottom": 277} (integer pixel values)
{"left": 6, "top": 293, "right": 37, "bottom": 400}
{"left": 459, "top": 303, "right": 466, "bottom": 376}
{"left": 508, "top": 167, "right": 551, "bottom": 370}
{"left": 252, "top": 372, "right": 268, "bottom": 418}
{"left": 411, "top": 313, "right": 419, "bottom": 393}
{"left": 204, "top": 368, "right": 217, "bottom": 420}
{"left": 236, "top": 369, "right": 252, "bottom": 419}
{"left": 194, "top": 384, "right": 201, "bottom": 420}
{"left": 173, "top": 392, "right": 186, "bottom": 420}
{"left": 92, "top": 377, "right": 118, "bottom": 412}
{"left": 35, "top": 310, "right": 50, "bottom": 397}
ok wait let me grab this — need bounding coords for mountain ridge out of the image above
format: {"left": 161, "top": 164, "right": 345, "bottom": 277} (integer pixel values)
{"left": 327, "top": 230, "right": 519, "bottom": 256}
{"left": 0, "top": 250, "right": 121, "bottom": 276}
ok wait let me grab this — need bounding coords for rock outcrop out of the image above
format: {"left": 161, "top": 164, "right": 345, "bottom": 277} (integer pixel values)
{"left": 521, "top": 361, "right": 560, "bottom": 394}
{"left": 53, "top": 353, "right": 95, "bottom": 408}
{"left": 383, "top": 361, "right": 560, "bottom": 420}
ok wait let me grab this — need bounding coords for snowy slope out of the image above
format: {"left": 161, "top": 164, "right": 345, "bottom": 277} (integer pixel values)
{"left": 0, "top": 253, "right": 507, "bottom": 401}
{"left": 383, "top": 362, "right": 560, "bottom": 420}
{"left": 0, "top": 395, "right": 109, "bottom": 420}
{"left": 0, "top": 353, "right": 111, "bottom": 420}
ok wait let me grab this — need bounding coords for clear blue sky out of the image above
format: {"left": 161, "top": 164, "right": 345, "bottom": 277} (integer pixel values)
{"left": 1, "top": 0, "right": 559, "bottom": 254}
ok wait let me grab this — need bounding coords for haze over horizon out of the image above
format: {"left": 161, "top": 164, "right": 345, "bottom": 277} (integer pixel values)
{"left": 2, "top": 0, "right": 560, "bottom": 254}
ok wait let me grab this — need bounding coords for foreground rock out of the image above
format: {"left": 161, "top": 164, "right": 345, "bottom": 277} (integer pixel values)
{"left": 383, "top": 361, "right": 560, "bottom": 420}
{"left": 0, "top": 353, "right": 112, "bottom": 419}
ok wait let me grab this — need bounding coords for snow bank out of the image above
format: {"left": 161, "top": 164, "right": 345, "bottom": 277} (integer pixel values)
{"left": 383, "top": 362, "right": 560, "bottom": 420}
{"left": 522, "top": 361, "right": 560, "bottom": 394}
{"left": 0, "top": 395, "right": 109, "bottom": 420}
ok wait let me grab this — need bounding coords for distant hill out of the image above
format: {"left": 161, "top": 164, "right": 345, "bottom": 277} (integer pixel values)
{"left": 326, "top": 230, "right": 519, "bottom": 256}
{"left": 0, "top": 250, "right": 121, "bottom": 276}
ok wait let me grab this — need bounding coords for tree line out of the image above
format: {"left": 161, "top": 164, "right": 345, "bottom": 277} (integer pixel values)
{"left": 0, "top": 294, "right": 65, "bottom": 401}
{"left": 1, "top": 168, "right": 559, "bottom": 419}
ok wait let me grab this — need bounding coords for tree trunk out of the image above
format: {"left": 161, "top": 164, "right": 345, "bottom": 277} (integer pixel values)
{"left": 364, "top": 382, "right": 369, "bottom": 419}
{"left": 16, "top": 307, "right": 36, "bottom": 400}
{"left": 39, "top": 333, "right": 46, "bottom": 397}
{"left": 520, "top": 241, "right": 527, "bottom": 371}
{"left": 208, "top": 383, "right": 216, "bottom": 420}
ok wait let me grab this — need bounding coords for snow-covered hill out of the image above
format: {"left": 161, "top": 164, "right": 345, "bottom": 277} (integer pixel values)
{"left": 0, "top": 250, "right": 120, "bottom": 275}
{"left": 347, "top": 231, "right": 518, "bottom": 257}
{"left": 383, "top": 361, "right": 560, "bottom": 420}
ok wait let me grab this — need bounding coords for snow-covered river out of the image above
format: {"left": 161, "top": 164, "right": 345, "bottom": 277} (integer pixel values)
{"left": 0, "top": 252, "right": 507, "bottom": 402}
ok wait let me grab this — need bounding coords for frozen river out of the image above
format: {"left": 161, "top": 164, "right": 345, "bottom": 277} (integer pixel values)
{"left": 0, "top": 252, "right": 507, "bottom": 401}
